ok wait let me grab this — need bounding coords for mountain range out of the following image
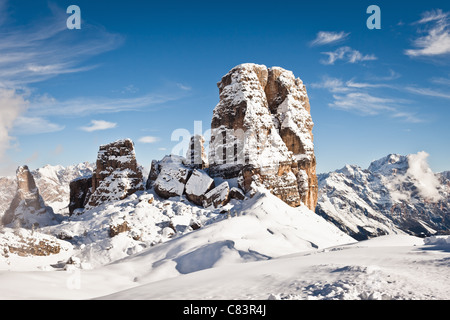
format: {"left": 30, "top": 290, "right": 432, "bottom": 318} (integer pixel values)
{"left": 0, "top": 64, "right": 448, "bottom": 300}
{"left": 316, "top": 152, "right": 450, "bottom": 240}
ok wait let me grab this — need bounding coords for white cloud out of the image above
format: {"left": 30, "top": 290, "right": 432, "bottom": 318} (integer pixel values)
{"left": 321, "top": 46, "right": 377, "bottom": 65}
{"left": 310, "top": 31, "right": 350, "bottom": 46}
{"left": 405, "top": 9, "right": 450, "bottom": 57}
{"left": 80, "top": 120, "right": 117, "bottom": 132}
{"left": 0, "top": 88, "right": 29, "bottom": 160}
{"left": 138, "top": 136, "right": 160, "bottom": 144}
{"left": 311, "top": 77, "right": 351, "bottom": 93}
{"left": 407, "top": 151, "right": 442, "bottom": 201}
{"left": 12, "top": 116, "right": 65, "bottom": 135}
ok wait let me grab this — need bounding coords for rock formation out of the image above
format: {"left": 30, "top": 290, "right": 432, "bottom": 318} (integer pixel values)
{"left": 87, "top": 139, "right": 144, "bottom": 208}
{"left": 69, "top": 176, "right": 92, "bottom": 215}
{"left": 2, "top": 166, "right": 54, "bottom": 228}
{"left": 208, "top": 63, "right": 318, "bottom": 211}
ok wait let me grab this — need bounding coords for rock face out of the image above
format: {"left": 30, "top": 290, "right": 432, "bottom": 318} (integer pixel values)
{"left": 209, "top": 63, "right": 317, "bottom": 210}
{"left": 87, "top": 139, "right": 144, "bottom": 208}
{"left": 316, "top": 153, "right": 450, "bottom": 240}
{"left": 69, "top": 176, "right": 92, "bottom": 215}
{"left": 2, "top": 166, "right": 54, "bottom": 228}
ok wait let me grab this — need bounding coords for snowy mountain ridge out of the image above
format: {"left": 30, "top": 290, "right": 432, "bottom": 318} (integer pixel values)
{"left": 316, "top": 152, "right": 450, "bottom": 240}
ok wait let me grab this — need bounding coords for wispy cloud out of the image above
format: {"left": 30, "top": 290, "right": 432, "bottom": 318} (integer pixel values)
{"left": 176, "top": 83, "right": 192, "bottom": 91}
{"left": 406, "top": 86, "right": 450, "bottom": 99}
{"left": 29, "top": 92, "right": 182, "bottom": 117}
{"left": 12, "top": 116, "right": 65, "bottom": 135}
{"left": 0, "top": 4, "right": 123, "bottom": 87}
{"left": 311, "top": 76, "right": 421, "bottom": 123}
{"left": 405, "top": 9, "right": 450, "bottom": 57}
{"left": 0, "top": 0, "right": 124, "bottom": 167}
{"left": 430, "top": 76, "right": 450, "bottom": 86}
{"left": 320, "top": 46, "right": 377, "bottom": 65}
{"left": 80, "top": 120, "right": 117, "bottom": 132}
{"left": 330, "top": 92, "right": 395, "bottom": 115}
{"left": 138, "top": 136, "right": 160, "bottom": 144}
{"left": 310, "top": 31, "right": 350, "bottom": 46}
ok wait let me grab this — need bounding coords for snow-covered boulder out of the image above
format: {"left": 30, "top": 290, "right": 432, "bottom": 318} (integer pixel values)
{"left": 152, "top": 155, "right": 191, "bottom": 199}
{"left": 229, "top": 187, "right": 245, "bottom": 200}
{"left": 202, "top": 182, "right": 230, "bottom": 208}
{"left": 185, "top": 170, "right": 215, "bottom": 205}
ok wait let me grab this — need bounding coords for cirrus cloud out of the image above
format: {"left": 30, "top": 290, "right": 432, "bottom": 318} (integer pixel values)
{"left": 138, "top": 136, "right": 160, "bottom": 144}
{"left": 80, "top": 120, "right": 117, "bottom": 132}
{"left": 310, "top": 31, "right": 350, "bottom": 46}
{"left": 405, "top": 9, "right": 450, "bottom": 57}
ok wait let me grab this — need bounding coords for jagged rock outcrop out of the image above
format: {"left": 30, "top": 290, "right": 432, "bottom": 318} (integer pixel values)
{"left": 69, "top": 176, "right": 92, "bottom": 215}
{"left": 208, "top": 63, "right": 317, "bottom": 210}
{"left": 0, "top": 163, "right": 94, "bottom": 216}
{"left": 2, "top": 166, "right": 55, "bottom": 228}
{"left": 87, "top": 139, "right": 144, "bottom": 208}
{"left": 316, "top": 153, "right": 450, "bottom": 240}
{"left": 184, "top": 135, "right": 208, "bottom": 169}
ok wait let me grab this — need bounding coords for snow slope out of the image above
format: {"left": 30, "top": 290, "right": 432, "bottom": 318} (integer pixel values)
{"left": 102, "top": 235, "right": 449, "bottom": 300}
{"left": 1, "top": 234, "right": 448, "bottom": 300}
{"left": 0, "top": 183, "right": 448, "bottom": 300}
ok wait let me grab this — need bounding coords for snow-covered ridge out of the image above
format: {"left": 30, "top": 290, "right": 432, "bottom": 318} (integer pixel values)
{"left": 317, "top": 152, "right": 450, "bottom": 240}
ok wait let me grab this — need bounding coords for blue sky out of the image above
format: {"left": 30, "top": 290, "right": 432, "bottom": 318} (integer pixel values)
{"left": 0, "top": 0, "right": 449, "bottom": 175}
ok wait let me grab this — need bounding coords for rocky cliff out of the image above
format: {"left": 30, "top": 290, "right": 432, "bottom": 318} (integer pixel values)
{"left": 87, "top": 139, "right": 144, "bottom": 208}
{"left": 208, "top": 63, "right": 317, "bottom": 210}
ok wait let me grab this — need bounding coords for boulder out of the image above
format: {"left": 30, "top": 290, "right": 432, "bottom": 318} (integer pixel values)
{"left": 202, "top": 182, "right": 230, "bottom": 208}
{"left": 229, "top": 187, "right": 246, "bottom": 201}
{"left": 185, "top": 170, "right": 215, "bottom": 205}
{"left": 152, "top": 155, "right": 191, "bottom": 199}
